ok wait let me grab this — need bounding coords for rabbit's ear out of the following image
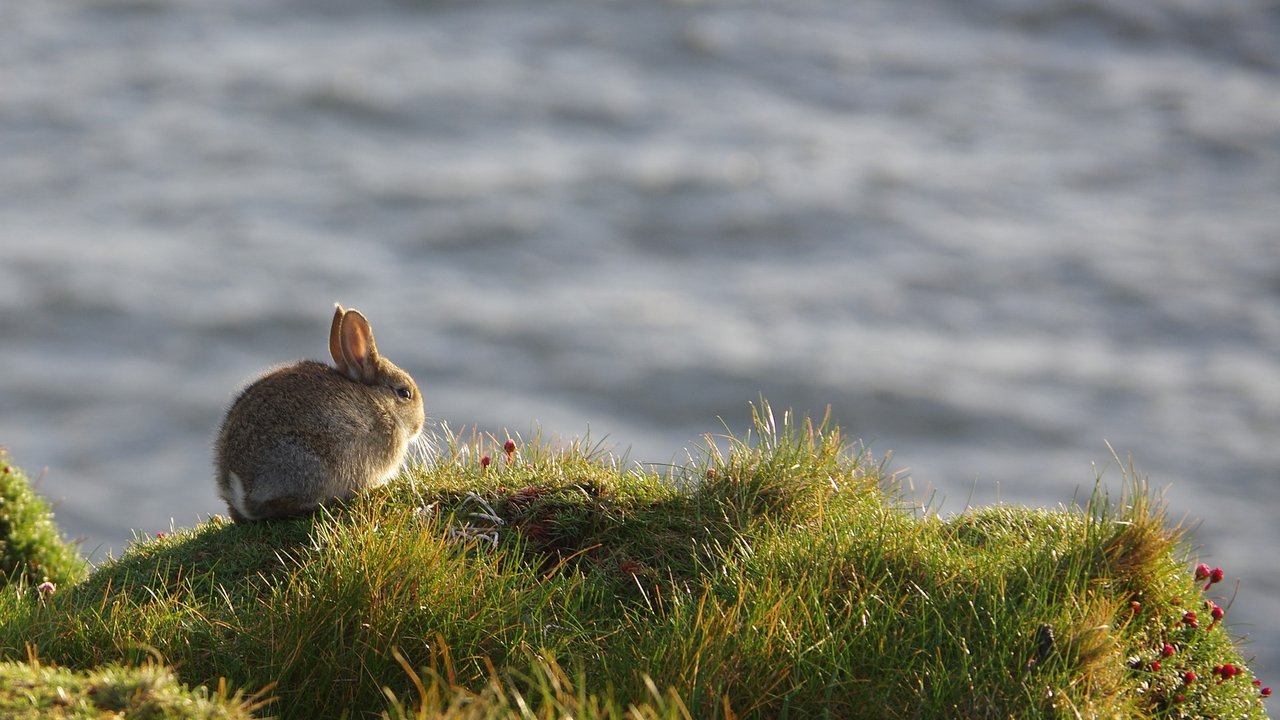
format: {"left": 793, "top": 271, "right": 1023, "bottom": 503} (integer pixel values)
{"left": 339, "top": 309, "right": 380, "bottom": 383}
{"left": 330, "top": 304, "right": 348, "bottom": 376}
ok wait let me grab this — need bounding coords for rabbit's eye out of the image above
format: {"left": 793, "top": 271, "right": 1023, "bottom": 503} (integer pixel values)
{"left": 395, "top": 386, "right": 414, "bottom": 400}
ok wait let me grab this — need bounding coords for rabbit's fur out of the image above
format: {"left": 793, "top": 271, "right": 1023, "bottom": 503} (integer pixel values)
{"left": 215, "top": 304, "right": 424, "bottom": 522}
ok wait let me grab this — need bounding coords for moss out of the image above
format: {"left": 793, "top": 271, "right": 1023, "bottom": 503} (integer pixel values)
{"left": 0, "top": 450, "right": 87, "bottom": 588}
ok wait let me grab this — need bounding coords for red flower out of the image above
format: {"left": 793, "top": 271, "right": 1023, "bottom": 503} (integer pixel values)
{"left": 1151, "top": 661, "right": 1162, "bottom": 672}
{"left": 504, "top": 439, "right": 517, "bottom": 456}
{"left": 1183, "top": 671, "right": 1197, "bottom": 686}
{"left": 1211, "top": 604, "right": 1225, "bottom": 622}
{"left": 1161, "top": 643, "right": 1176, "bottom": 658}
{"left": 1205, "top": 663, "right": 1244, "bottom": 684}
{"left": 480, "top": 455, "right": 492, "bottom": 469}
{"left": 1195, "top": 563, "right": 1212, "bottom": 581}
{"left": 1205, "top": 567, "right": 1224, "bottom": 590}
{"left": 1182, "top": 611, "right": 1198, "bottom": 628}
{"left": 1129, "top": 600, "right": 1142, "bottom": 614}
{"left": 1263, "top": 687, "right": 1272, "bottom": 698}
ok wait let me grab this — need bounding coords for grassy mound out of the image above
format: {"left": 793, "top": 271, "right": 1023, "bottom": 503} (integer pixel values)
{"left": 0, "top": 406, "right": 1270, "bottom": 718}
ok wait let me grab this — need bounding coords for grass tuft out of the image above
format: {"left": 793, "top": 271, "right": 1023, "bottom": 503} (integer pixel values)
{"left": 0, "top": 656, "right": 265, "bottom": 719}
{"left": 0, "top": 449, "right": 87, "bottom": 588}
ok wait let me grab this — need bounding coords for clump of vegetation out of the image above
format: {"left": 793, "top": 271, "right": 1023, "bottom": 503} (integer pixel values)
{"left": 0, "top": 404, "right": 1270, "bottom": 718}
{"left": 0, "top": 658, "right": 264, "bottom": 719}
{"left": 0, "top": 449, "right": 87, "bottom": 587}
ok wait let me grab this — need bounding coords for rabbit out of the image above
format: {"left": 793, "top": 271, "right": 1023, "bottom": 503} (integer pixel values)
{"left": 215, "top": 304, "right": 425, "bottom": 522}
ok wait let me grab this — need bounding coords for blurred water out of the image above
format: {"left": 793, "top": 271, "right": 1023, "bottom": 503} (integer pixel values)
{"left": 3, "top": 0, "right": 1279, "bottom": 682}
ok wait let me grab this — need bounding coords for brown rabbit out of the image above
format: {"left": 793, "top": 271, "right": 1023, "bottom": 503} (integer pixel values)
{"left": 215, "top": 304, "right": 425, "bottom": 522}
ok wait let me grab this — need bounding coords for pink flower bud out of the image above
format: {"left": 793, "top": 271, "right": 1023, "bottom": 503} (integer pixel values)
{"left": 1151, "top": 660, "right": 1161, "bottom": 672}
{"left": 1195, "top": 563, "right": 1212, "bottom": 581}
{"left": 37, "top": 581, "right": 56, "bottom": 595}
{"left": 1183, "top": 671, "right": 1197, "bottom": 686}
{"left": 1182, "top": 611, "right": 1198, "bottom": 628}
{"left": 1205, "top": 567, "right": 1224, "bottom": 590}
{"left": 503, "top": 439, "right": 517, "bottom": 455}
{"left": 1211, "top": 604, "right": 1225, "bottom": 622}
{"left": 480, "top": 455, "right": 492, "bottom": 469}
{"left": 1161, "top": 643, "right": 1176, "bottom": 657}
{"left": 1262, "top": 687, "right": 1272, "bottom": 698}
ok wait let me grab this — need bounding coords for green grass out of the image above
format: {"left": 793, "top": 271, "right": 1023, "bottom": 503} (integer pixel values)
{"left": 0, "top": 404, "right": 1270, "bottom": 719}
{"left": 0, "top": 449, "right": 87, "bottom": 587}
{"left": 0, "top": 658, "right": 264, "bottom": 719}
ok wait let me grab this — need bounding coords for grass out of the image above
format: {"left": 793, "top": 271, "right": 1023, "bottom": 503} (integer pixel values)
{"left": 0, "top": 449, "right": 87, "bottom": 587}
{"left": 0, "top": 658, "right": 265, "bottom": 719}
{"left": 0, "top": 403, "right": 1271, "bottom": 719}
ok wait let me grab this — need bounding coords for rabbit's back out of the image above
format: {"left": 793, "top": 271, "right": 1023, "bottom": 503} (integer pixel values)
{"left": 215, "top": 361, "right": 406, "bottom": 521}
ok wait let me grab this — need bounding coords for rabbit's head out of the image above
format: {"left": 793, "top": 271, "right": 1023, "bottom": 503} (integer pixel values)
{"left": 329, "top": 304, "right": 425, "bottom": 443}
